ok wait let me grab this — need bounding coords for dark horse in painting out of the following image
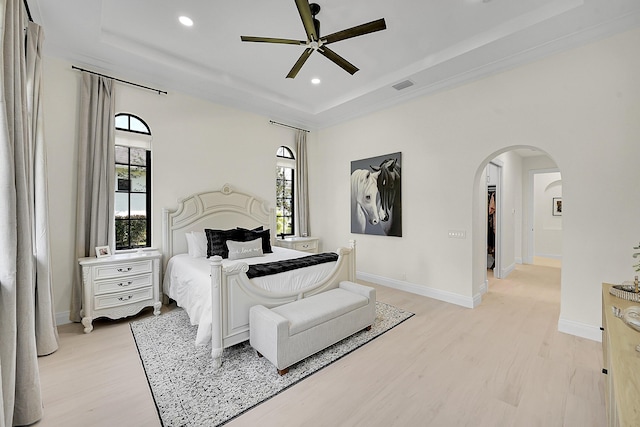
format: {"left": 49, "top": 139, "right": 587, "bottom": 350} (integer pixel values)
{"left": 371, "top": 158, "right": 401, "bottom": 236}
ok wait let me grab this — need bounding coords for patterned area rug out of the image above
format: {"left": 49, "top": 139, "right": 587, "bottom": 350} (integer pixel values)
{"left": 130, "top": 302, "right": 413, "bottom": 427}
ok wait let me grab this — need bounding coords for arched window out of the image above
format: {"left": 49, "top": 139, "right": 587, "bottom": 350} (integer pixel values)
{"left": 276, "top": 146, "right": 295, "bottom": 238}
{"left": 115, "top": 113, "right": 152, "bottom": 250}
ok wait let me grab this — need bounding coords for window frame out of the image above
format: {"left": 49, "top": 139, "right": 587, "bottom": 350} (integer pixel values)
{"left": 114, "top": 113, "right": 152, "bottom": 250}
{"left": 276, "top": 146, "right": 295, "bottom": 239}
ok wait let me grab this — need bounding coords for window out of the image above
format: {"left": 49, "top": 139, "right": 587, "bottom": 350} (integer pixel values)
{"left": 115, "top": 113, "right": 152, "bottom": 250}
{"left": 276, "top": 146, "right": 295, "bottom": 238}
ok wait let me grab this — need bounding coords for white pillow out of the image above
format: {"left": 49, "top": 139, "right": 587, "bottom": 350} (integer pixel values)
{"left": 186, "top": 231, "right": 207, "bottom": 258}
{"left": 226, "top": 238, "right": 264, "bottom": 260}
{"left": 191, "top": 231, "right": 207, "bottom": 258}
{"left": 185, "top": 232, "right": 196, "bottom": 257}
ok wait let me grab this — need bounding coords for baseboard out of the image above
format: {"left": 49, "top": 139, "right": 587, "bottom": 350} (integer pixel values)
{"left": 535, "top": 253, "right": 562, "bottom": 260}
{"left": 500, "top": 262, "right": 516, "bottom": 278}
{"left": 479, "top": 280, "right": 488, "bottom": 295}
{"left": 357, "top": 271, "right": 480, "bottom": 308}
{"left": 56, "top": 311, "right": 72, "bottom": 326}
{"left": 359, "top": 272, "right": 600, "bottom": 341}
{"left": 557, "top": 317, "right": 602, "bottom": 342}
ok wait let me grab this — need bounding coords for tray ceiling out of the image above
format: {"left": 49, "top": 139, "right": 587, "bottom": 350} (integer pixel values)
{"left": 30, "top": 0, "right": 640, "bottom": 129}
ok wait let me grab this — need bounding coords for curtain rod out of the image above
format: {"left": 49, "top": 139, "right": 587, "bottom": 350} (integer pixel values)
{"left": 269, "top": 120, "right": 309, "bottom": 133}
{"left": 71, "top": 66, "right": 168, "bottom": 95}
{"left": 24, "top": 0, "right": 33, "bottom": 22}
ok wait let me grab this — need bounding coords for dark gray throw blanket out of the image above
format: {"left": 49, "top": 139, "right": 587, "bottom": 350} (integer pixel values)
{"left": 246, "top": 252, "right": 339, "bottom": 279}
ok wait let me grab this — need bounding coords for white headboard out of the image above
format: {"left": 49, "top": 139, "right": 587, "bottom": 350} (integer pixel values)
{"left": 162, "top": 183, "right": 276, "bottom": 266}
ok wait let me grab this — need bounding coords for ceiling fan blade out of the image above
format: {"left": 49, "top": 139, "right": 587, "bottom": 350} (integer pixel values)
{"left": 286, "top": 48, "right": 314, "bottom": 79}
{"left": 295, "top": 0, "right": 317, "bottom": 41}
{"left": 322, "top": 18, "right": 387, "bottom": 45}
{"left": 318, "top": 46, "right": 359, "bottom": 75}
{"left": 241, "top": 36, "right": 305, "bottom": 45}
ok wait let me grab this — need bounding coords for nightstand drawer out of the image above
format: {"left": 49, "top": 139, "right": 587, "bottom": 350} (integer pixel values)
{"left": 293, "top": 240, "right": 318, "bottom": 252}
{"left": 275, "top": 237, "right": 320, "bottom": 254}
{"left": 94, "top": 286, "right": 153, "bottom": 310}
{"left": 93, "top": 260, "right": 152, "bottom": 280}
{"left": 94, "top": 273, "right": 153, "bottom": 295}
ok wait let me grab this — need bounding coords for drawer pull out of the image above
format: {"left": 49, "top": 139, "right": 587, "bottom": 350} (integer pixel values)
{"left": 117, "top": 281, "right": 133, "bottom": 287}
{"left": 117, "top": 267, "right": 132, "bottom": 273}
{"left": 117, "top": 295, "right": 133, "bottom": 301}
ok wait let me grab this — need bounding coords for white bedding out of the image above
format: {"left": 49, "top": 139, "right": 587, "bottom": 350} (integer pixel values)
{"left": 163, "top": 247, "right": 337, "bottom": 345}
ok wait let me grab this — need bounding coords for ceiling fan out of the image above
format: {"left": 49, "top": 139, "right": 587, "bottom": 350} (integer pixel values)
{"left": 240, "top": 0, "right": 386, "bottom": 79}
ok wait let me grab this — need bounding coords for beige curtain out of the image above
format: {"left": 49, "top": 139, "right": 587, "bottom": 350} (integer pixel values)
{"left": 0, "top": 1, "right": 58, "bottom": 425}
{"left": 26, "top": 22, "right": 59, "bottom": 357}
{"left": 69, "top": 73, "right": 115, "bottom": 322}
{"left": 295, "top": 130, "right": 309, "bottom": 237}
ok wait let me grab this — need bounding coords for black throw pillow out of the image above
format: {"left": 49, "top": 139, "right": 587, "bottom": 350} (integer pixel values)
{"left": 204, "top": 228, "right": 243, "bottom": 259}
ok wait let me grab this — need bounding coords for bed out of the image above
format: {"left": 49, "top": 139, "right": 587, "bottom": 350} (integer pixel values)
{"left": 161, "top": 184, "right": 356, "bottom": 369}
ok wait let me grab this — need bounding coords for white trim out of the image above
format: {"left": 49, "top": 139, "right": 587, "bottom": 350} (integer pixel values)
{"left": 479, "top": 280, "right": 488, "bottom": 295}
{"left": 56, "top": 311, "right": 72, "bottom": 326}
{"left": 472, "top": 293, "right": 482, "bottom": 308}
{"left": 500, "top": 262, "right": 516, "bottom": 278}
{"left": 557, "top": 317, "right": 602, "bottom": 342}
{"left": 534, "top": 252, "right": 563, "bottom": 260}
{"left": 357, "top": 271, "right": 480, "bottom": 308}
{"left": 359, "top": 274, "right": 600, "bottom": 343}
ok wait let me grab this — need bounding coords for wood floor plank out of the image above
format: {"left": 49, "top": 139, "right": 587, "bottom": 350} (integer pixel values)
{"left": 35, "top": 263, "right": 605, "bottom": 426}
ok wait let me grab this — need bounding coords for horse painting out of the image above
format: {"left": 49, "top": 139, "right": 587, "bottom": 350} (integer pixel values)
{"left": 351, "top": 169, "right": 384, "bottom": 234}
{"left": 371, "top": 158, "right": 402, "bottom": 236}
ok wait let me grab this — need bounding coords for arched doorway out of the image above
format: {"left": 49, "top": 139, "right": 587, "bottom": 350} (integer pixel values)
{"left": 471, "top": 146, "right": 562, "bottom": 298}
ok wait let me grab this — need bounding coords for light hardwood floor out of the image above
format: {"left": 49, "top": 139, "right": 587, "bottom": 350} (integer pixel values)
{"left": 36, "top": 263, "right": 605, "bottom": 427}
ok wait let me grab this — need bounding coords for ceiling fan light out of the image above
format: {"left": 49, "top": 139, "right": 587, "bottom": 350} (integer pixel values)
{"left": 241, "top": 2, "right": 386, "bottom": 78}
{"left": 311, "top": 78, "right": 321, "bottom": 85}
{"left": 179, "top": 16, "right": 194, "bottom": 27}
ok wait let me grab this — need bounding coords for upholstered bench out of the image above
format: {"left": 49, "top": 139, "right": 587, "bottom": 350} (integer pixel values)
{"left": 249, "top": 281, "right": 376, "bottom": 375}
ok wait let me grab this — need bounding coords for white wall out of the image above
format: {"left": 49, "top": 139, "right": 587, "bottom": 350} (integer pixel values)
{"left": 42, "top": 57, "right": 301, "bottom": 319}
{"left": 310, "top": 28, "right": 640, "bottom": 339}
{"left": 43, "top": 58, "right": 78, "bottom": 323}
{"left": 42, "top": 28, "right": 640, "bottom": 340}
{"left": 533, "top": 172, "right": 562, "bottom": 258}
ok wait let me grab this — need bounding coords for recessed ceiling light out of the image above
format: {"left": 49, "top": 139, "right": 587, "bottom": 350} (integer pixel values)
{"left": 311, "top": 78, "right": 321, "bottom": 85}
{"left": 179, "top": 16, "right": 194, "bottom": 27}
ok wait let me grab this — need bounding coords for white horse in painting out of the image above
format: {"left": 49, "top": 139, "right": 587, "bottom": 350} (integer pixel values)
{"left": 351, "top": 169, "right": 384, "bottom": 233}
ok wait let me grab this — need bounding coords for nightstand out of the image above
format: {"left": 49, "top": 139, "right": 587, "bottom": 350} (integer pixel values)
{"left": 275, "top": 236, "right": 319, "bottom": 254}
{"left": 78, "top": 250, "right": 162, "bottom": 333}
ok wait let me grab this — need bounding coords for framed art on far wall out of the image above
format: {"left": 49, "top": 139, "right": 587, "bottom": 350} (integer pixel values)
{"left": 351, "top": 152, "right": 402, "bottom": 237}
{"left": 552, "top": 197, "right": 562, "bottom": 216}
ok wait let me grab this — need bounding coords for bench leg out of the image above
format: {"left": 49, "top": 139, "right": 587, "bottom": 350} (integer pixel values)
{"left": 278, "top": 367, "right": 289, "bottom": 376}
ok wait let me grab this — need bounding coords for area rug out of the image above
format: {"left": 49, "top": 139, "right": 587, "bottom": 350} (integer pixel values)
{"left": 130, "top": 302, "right": 413, "bottom": 427}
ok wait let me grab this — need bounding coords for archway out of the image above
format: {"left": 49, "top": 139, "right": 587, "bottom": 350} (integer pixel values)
{"left": 471, "top": 145, "right": 562, "bottom": 300}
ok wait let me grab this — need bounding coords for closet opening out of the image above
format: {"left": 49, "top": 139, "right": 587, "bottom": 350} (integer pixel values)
{"left": 485, "top": 160, "right": 502, "bottom": 278}
{"left": 487, "top": 185, "right": 496, "bottom": 270}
